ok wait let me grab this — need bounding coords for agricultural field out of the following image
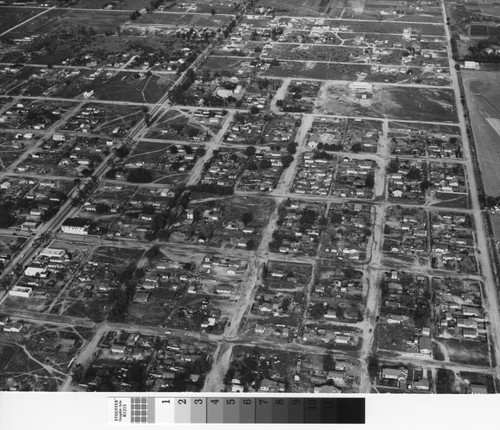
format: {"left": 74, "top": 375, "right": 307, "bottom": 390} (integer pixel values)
{"left": 462, "top": 70, "right": 500, "bottom": 196}
{"left": 73, "top": 0, "right": 152, "bottom": 10}
{"left": 169, "top": 0, "right": 240, "bottom": 14}
{"left": 265, "top": 61, "right": 370, "bottom": 81}
{"left": 328, "top": 19, "right": 446, "bottom": 36}
{"left": 5, "top": 9, "right": 132, "bottom": 39}
{"left": 250, "top": 0, "right": 344, "bottom": 17}
{"left": 346, "top": 2, "right": 444, "bottom": 23}
{"left": 0, "top": 7, "right": 44, "bottom": 35}
{"left": 131, "top": 12, "right": 230, "bottom": 28}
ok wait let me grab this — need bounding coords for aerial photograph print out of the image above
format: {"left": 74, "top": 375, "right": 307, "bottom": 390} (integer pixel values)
{"left": 0, "top": 0, "right": 500, "bottom": 398}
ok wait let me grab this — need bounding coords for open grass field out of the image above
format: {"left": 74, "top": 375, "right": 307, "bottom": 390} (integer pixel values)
{"left": 348, "top": 4, "right": 443, "bottom": 23}
{"left": 389, "top": 121, "right": 461, "bottom": 135}
{"left": 254, "top": 0, "right": 344, "bottom": 17}
{"left": 316, "top": 84, "right": 458, "bottom": 122}
{"left": 0, "top": 342, "right": 45, "bottom": 376}
{"left": 0, "top": 6, "right": 44, "bottom": 34}
{"left": 441, "top": 338, "right": 490, "bottom": 366}
{"left": 376, "top": 323, "right": 416, "bottom": 352}
{"left": 432, "top": 193, "right": 470, "bottom": 209}
{"left": 128, "top": 298, "right": 169, "bottom": 325}
{"left": 6, "top": 9, "right": 131, "bottom": 38}
{"left": 265, "top": 61, "right": 369, "bottom": 80}
{"left": 264, "top": 61, "right": 450, "bottom": 86}
{"left": 91, "top": 246, "right": 144, "bottom": 265}
{"left": 60, "top": 298, "right": 107, "bottom": 322}
{"left": 490, "top": 214, "right": 500, "bottom": 242}
{"left": 267, "top": 44, "right": 405, "bottom": 66}
{"left": 134, "top": 12, "right": 229, "bottom": 27}
{"left": 74, "top": 0, "right": 151, "bottom": 10}
{"left": 0, "top": 235, "right": 26, "bottom": 256}
{"left": 199, "top": 56, "right": 248, "bottom": 74}
{"left": 94, "top": 71, "right": 173, "bottom": 104}
{"left": 0, "top": 343, "right": 18, "bottom": 372}
{"left": 170, "top": 0, "right": 238, "bottom": 14}
{"left": 336, "top": 19, "right": 445, "bottom": 36}
{"left": 462, "top": 70, "right": 500, "bottom": 197}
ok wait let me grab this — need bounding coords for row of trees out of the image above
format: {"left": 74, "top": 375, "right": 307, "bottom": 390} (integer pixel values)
{"left": 189, "top": 183, "right": 234, "bottom": 195}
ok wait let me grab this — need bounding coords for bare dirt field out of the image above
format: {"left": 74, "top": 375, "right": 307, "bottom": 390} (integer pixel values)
{"left": 462, "top": 70, "right": 500, "bottom": 196}
{"left": 316, "top": 83, "right": 458, "bottom": 122}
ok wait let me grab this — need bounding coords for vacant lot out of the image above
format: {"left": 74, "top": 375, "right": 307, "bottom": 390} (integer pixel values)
{"left": 330, "top": 19, "right": 445, "bottom": 36}
{"left": 389, "top": 121, "right": 461, "bottom": 135}
{"left": 349, "top": 3, "right": 443, "bottom": 23}
{"left": 0, "top": 6, "right": 44, "bottom": 34}
{"left": 199, "top": 56, "right": 248, "bottom": 74}
{"left": 376, "top": 324, "right": 416, "bottom": 353}
{"left": 0, "top": 343, "right": 18, "bottom": 372}
{"left": 134, "top": 12, "right": 228, "bottom": 27}
{"left": 442, "top": 338, "right": 490, "bottom": 366}
{"left": 432, "top": 193, "right": 470, "bottom": 209}
{"left": 6, "top": 9, "right": 131, "bottom": 38}
{"left": 91, "top": 246, "right": 144, "bottom": 265}
{"left": 94, "top": 71, "right": 173, "bottom": 104}
{"left": 74, "top": 0, "right": 151, "bottom": 10}
{"left": 462, "top": 70, "right": 500, "bottom": 196}
{"left": 316, "top": 84, "right": 458, "bottom": 122}
{"left": 0, "top": 235, "right": 26, "bottom": 256}
{"left": 490, "top": 214, "right": 500, "bottom": 242}
{"left": 265, "top": 61, "right": 369, "bottom": 81}
{"left": 254, "top": 0, "right": 344, "bottom": 17}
